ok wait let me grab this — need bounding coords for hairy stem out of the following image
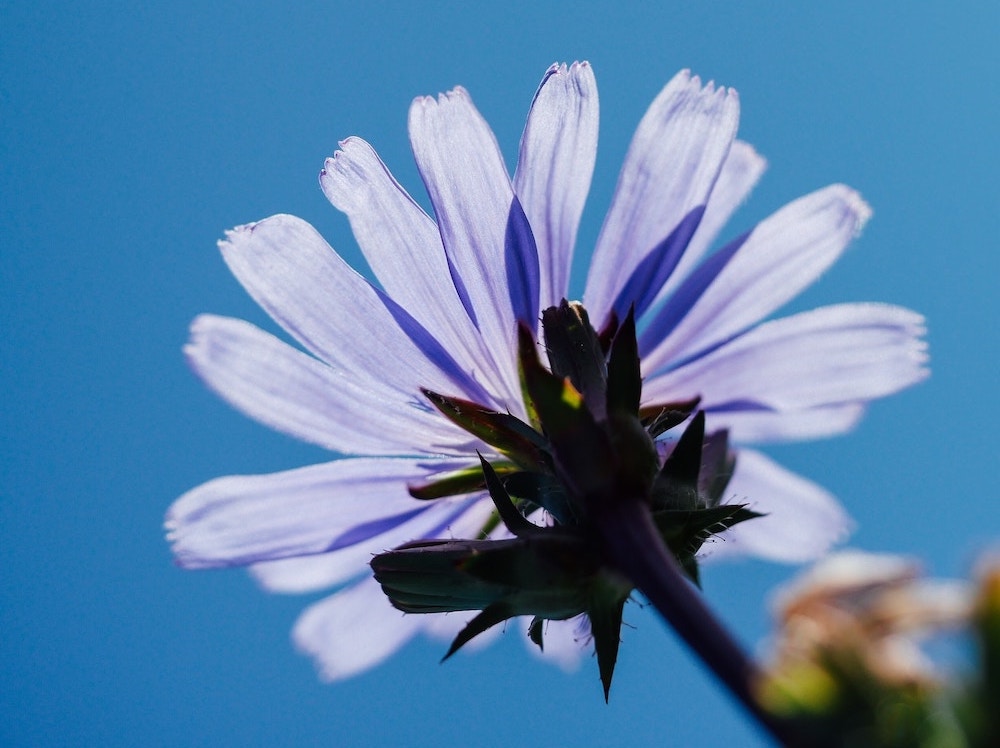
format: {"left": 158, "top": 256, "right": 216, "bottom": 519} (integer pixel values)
{"left": 594, "top": 498, "right": 808, "bottom": 747}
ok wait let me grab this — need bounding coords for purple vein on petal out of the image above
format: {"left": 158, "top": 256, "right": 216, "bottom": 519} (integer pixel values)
{"left": 505, "top": 195, "right": 541, "bottom": 326}
{"left": 638, "top": 229, "right": 750, "bottom": 362}
{"left": 584, "top": 70, "right": 739, "bottom": 326}
{"left": 376, "top": 288, "right": 495, "bottom": 407}
{"left": 612, "top": 204, "right": 705, "bottom": 321}
{"left": 514, "top": 61, "right": 599, "bottom": 310}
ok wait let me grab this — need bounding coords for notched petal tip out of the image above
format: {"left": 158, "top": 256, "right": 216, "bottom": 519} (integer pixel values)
{"left": 410, "top": 85, "right": 472, "bottom": 112}
{"left": 826, "top": 183, "right": 873, "bottom": 236}
{"left": 218, "top": 213, "right": 299, "bottom": 252}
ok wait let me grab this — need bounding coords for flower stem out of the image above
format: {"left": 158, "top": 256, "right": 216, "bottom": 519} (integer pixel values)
{"left": 594, "top": 498, "right": 808, "bottom": 747}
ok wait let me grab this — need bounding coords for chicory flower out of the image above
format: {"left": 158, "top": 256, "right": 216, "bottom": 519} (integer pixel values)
{"left": 166, "top": 63, "right": 928, "bottom": 680}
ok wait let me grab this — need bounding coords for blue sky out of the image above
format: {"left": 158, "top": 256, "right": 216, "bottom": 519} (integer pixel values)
{"left": 2, "top": 2, "right": 997, "bottom": 746}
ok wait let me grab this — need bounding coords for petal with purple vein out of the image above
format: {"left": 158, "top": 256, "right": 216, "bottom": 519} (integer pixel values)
{"left": 641, "top": 184, "right": 872, "bottom": 373}
{"left": 644, "top": 303, "right": 928, "bottom": 411}
{"left": 250, "top": 491, "right": 492, "bottom": 594}
{"left": 320, "top": 138, "right": 514, "bottom": 408}
{"left": 583, "top": 70, "right": 739, "bottom": 326}
{"left": 186, "top": 315, "right": 475, "bottom": 456}
{"left": 409, "top": 87, "right": 539, "bottom": 407}
{"left": 514, "top": 61, "right": 599, "bottom": 310}
{"left": 704, "top": 449, "right": 852, "bottom": 562}
{"left": 653, "top": 140, "right": 767, "bottom": 303}
{"left": 166, "top": 458, "right": 476, "bottom": 569}
{"left": 219, "top": 214, "right": 487, "bottom": 403}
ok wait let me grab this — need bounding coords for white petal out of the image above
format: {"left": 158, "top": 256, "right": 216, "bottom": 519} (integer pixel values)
{"left": 654, "top": 140, "right": 767, "bottom": 302}
{"left": 642, "top": 184, "right": 872, "bottom": 372}
{"left": 409, "top": 87, "right": 538, "bottom": 411}
{"left": 293, "top": 575, "right": 423, "bottom": 681}
{"left": 644, "top": 303, "right": 929, "bottom": 411}
{"left": 319, "top": 138, "right": 514, "bottom": 407}
{"left": 514, "top": 61, "right": 599, "bottom": 309}
{"left": 702, "top": 449, "right": 853, "bottom": 563}
{"left": 250, "top": 492, "right": 494, "bottom": 593}
{"left": 705, "top": 404, "right": 866, "bottom": 443}
{"left": 186, "top": 314, "right": 473, "bottom": 456}
{"left": 219, "top": 214, "right": 490, "bottom": 404}
{"left": 522, "top": 615, "right": 589, "bottom": 671}
{"left": 584, "top": 70, "right": 739, "bottom": 326}
{"left": 166, "top": 458, "right": 476, "bottom": 569}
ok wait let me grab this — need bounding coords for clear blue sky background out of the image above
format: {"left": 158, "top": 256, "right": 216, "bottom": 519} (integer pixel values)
{"left": 2, "top": 2, "right": 997, "bottom": 746}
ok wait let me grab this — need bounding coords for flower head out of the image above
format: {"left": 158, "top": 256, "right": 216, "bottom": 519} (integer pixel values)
{"left": 166, "top": 63, "right": 928, "bottom": 681}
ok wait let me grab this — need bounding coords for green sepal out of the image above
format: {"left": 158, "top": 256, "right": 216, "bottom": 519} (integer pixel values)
{"left": 528, "top": 617, "right": 545, "bottom": 651}
{"left": 408, "top": 461, "right": 518, "bottom": 500}
{"left": 605, "top": 306, "right": 641, "bottom": 419}
{"left": 596, "top": 310, "right": 620, "bottom": 354}
{"left": 371, "top": 534, "right": 597, "bottom": 618}
{"left": 653, "top": 503, "right": 763, "bottom": 561}
{"left": 459, "top": 533, "right": 597, "bottom": 592}
{"left": 421, "top": 388, "right": 550, "bottom": 470}
{"left": 370, "top": 538, "right": 504, "bottom": 613}
{"left": 478, "top": 453, "right": 539, "bottom": 538}
{"left": 680, "top": 555, "right": 702, "bottom": 588}
{"left": 698, "top": 429, "right": 736, "bottom": 507}
{"left": 654, "top": 503, "right": 760, "bottom": 586}
{"left": 659, "top": 410, "right": 705, "bottom": 493}
{"left": 542, "top": 301, "right": 608, "bottom": 419}
{"left": 443, "top": 602, "right": 514, "bottom": 661}
{"left": 588, "top": 577, "right": 630, "bottom": 702}
{"left": 517, "top": 322, "right": 615, "bottom": 503}
{"left": 500, "top": 470, "right": 576, "bottom": 526}
{"left": 640, "top": 396, "right": 702, "bottom": 439}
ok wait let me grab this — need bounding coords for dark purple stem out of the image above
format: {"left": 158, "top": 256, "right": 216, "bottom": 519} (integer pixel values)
{"left": 594, "top": 498, "right": 807, "bottom": 747}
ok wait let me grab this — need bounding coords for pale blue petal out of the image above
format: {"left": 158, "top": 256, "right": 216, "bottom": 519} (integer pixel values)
{"left": 409, "top": 87, "right": 539, "bottom": 411}
{"left": 641, "top": 184, "right": 872, "bottom": 373}
{"left": 513, "top": 61, "right": 599, "bottom": 310}
{"left": 644, "top": 303, "right": 928, "bottom": 411}
{"left": 583, "top": 70, "right": 739, "bottom": 326}
{"left": 703, "top": 449, "right": 853, "bottom": 562}
{"left": 186, "top": 315, "right": 476, "bottom": 456}
{"left": 706, "top": 404, "right": 866, "bottom": 443}
{"left": 166, "top": 458, "right": 477, "bottom": 569}
{"left": 293, "top": 575, "right": 423, "bottom": 681}
{"left": 320, "top": 138, "right": 513, "bottom": 408}
{"left": 654, "top": 140, "right": 767, "bottom": 303}
{"left": 250, "top": 493, "right": 493, "bottom": 594}
{"left": 219, "top": 214, "right": 489, "bottom": 404}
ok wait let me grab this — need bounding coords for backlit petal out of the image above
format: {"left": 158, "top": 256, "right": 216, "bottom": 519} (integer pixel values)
{"left": 409, "top": 87, "right": 538, "bottom": 411}
{"left": 644, "top": 303, "right": 928, "bottom": 411}
{"left": 186, "top": 314, "right": 473, "bottom": 456}
{"left": 704, "top": 449, "right": 852, "bottom": 562}
{"left": 655, "top": 140, "right": 767, "bottom": 302}
{"left": 584, "top": 70, "right": 739, "bottom": 325}
{"left": 706, "top": 404, "right": 866, "bottom": 443}
{"left": 514, "top": 61, "right": 599, "bottom": 309}
{"left": 166, "top": 458, "right": 476, "bottom": 569}
{"left": 219, "top": 214, "right": 490, "bottom": 404}
{"left": 320, "top": 138, "right": 513, "bottom": 407}
{"left": 641, "top": 184, "right": 871, "bottom": 372}
{"left": 250, "top": 492, "right": 493, "bottom": 593}
{"left": 293, "top": 576, "right": 423, "bottom": 681}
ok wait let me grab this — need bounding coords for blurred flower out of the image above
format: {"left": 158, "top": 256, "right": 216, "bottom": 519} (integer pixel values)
{"left": 766, "top": 551, "right": 971, "bottom": 685}
{"left": 957, "top": 556, "right": 1000, "bottom": 746}
{"left": 166, "top": 63, "right": 928, "bottom": 680}
{"left": 758, "top": 550, "right": 973, "bottom": 746}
